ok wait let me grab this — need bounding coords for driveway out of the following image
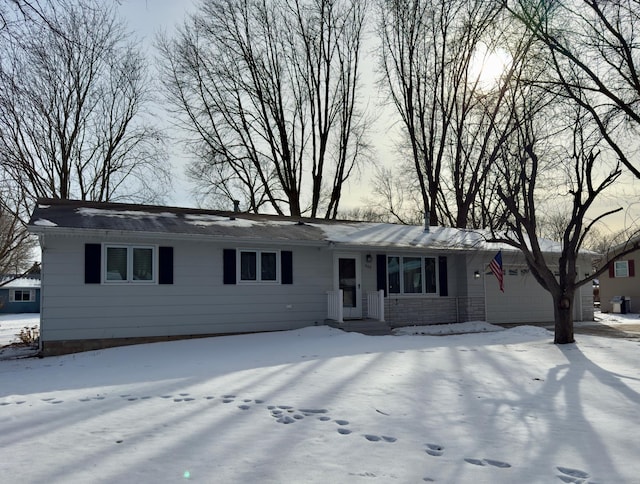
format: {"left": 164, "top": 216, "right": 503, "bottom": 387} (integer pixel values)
{"left": 499, "top": 312, "right": 640, "bottom": 341}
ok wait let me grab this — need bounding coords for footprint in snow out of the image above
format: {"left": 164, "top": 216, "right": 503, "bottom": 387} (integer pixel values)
{"left": 464, "top": 458, "right": 511, "bottom": 468}
{"left": 364, "top": 434, "right": 396, "bottom": 443}
{"left": 300, "top": 408, "right": 327, "bottom": 415}
{"left": 276, "top": 415, "right": 296, "bottom": 424}
{"left": 484, "top": 459, "right": 511, "bottom": 468}
{"left": 556, "top": 466, "right": 590, "bottom": 483}
{"left": 425, "top": 443, "right": 444, "bottom": 456}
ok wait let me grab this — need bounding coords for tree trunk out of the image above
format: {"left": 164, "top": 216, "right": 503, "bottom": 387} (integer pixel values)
{"left": 553, "top": 292, "right": 575, "bottom": 344}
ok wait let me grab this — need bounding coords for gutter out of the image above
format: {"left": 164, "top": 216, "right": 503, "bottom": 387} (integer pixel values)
{"left": 27, "top": 225, "right": 329, "bottom": 248}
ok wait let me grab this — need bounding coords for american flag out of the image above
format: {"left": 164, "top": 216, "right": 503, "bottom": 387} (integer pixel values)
{"left": 489, "top": 250, "right": 504, "bottom": 292}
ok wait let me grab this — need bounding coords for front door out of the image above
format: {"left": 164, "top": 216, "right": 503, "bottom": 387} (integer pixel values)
{"left": 335, "top": 254, "right": 362, "bottom": 319}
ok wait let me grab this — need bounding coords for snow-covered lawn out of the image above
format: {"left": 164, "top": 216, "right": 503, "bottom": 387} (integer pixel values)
{"left": 1, "top": 313, "right": 639, "bottom": 483}
{"left": 0, "top": 312, "right": 40, "bottom": 346}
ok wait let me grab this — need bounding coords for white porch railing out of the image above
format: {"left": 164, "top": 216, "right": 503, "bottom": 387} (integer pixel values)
{"left": 327, "top": 290, "right": 343, "bottom": 323}
{"left": 367, "top": 290, "right": 385, "bottom": 322}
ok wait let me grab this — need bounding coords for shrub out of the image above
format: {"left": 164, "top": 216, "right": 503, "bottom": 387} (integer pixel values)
{"left": 16, "top": 325, "right": 39, "bottom": 346}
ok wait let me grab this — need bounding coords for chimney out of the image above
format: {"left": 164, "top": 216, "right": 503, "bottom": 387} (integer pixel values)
{"left": 233, "top": 200, "right": 240, "bottom": 212}
{"left": 424, "top": 211, "right": 430, "bottom": 233}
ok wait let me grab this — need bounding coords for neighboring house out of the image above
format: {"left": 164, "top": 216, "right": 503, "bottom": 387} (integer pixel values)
{"left": 0, "top": 276, "right": 41, "bottom": 314}
{"left": 28, "top": 199, "right": 595, "bottom": 356}
{"left": 599, "top": 242, "right": 638, "bottom": 313}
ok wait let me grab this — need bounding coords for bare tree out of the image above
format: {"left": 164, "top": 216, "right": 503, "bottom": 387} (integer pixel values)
{"left": 158, "top": 0, "right": 370, "bottom": 218}
{"left": 491, "top": 94, "right": 634, "bottom": 343}
{"left": 508, "top": 0, "right": 640, "bottom": 180}
{"left": 377, "top": 0, "right": 534, "bottom": 228}
{"left": 0, "top": 188, "right": 34, "bottom": 276}
{"left": 366, "top": 164, "right": 424, "bottom": 225}
{"left": 0, "top": 0, "right": 169, "bottom": 209}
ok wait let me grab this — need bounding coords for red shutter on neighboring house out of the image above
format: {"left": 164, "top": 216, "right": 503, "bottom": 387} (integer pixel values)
{"left": 629, "top": 260, "right": 635, "bottom": 277}
{"left": 609, "top": 263, "right": 615, "bottom": 278}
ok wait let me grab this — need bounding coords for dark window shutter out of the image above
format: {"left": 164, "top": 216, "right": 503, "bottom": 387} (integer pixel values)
{"left": 158, "top": 246, "right": 174, "bottom": 284}
{"left": 223, "top": 249, "right": 236, "bottom": 284}
{"left": 281, "top": 250, "right": 293, "bottom": 284}
{"left": 85, "top": 244, "right": 101, "bottom": 284}
{"left": 438, "top": 256, "right": 448, "bottom": 296}
{"left": 376, "top": 254, "right": 387, "bottom": 296}
{"left": 609, "top": 263, "right": 615, "bottom": 278}
{"left": 630, "top": 259, "right": 635, "bottom": 277}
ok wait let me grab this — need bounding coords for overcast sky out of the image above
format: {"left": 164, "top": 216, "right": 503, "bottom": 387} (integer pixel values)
{"left": 116, "top": 0, "right": 198, "bottom": 208}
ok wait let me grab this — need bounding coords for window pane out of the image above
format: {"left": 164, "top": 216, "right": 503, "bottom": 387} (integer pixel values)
{"left": 241, "top": 252, "right": 257, "bottom": 281}
{"left": 133, "top": 248, "right": 153, "bottom": 281}
{"left": 615, "top": 261, "right": 629, "bottom": 278}
{"left": 106, "top": 247, "right": 127, "bottom": 281}
{"left": 425, "top": 257, "right": 436, "bottom": 293}
{"left": 261, "top": 252, "right": 277, "bottom": 281}
{"left": 388, "top": 256, "right": 400, "bottom": 294}
{"left": 403, "top": 257, "right": 422, "bottom": 293}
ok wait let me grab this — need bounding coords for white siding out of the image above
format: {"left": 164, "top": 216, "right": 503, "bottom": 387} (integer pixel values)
{"left": 483, "top": 253, "right": 594, "bottom": 324}
{"left": 41, "top": 236, "right": 333, "bottom": 342}
{"left": 485, "top": 266, "right": 555, "bottom": 323}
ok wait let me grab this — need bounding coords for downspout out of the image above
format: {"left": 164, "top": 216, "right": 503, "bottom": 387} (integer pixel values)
{"left": 483, "top": 258, "right": 488, "bottom": 323}
{"left": 38, "top": 234, "right": 45, "bottom": 356}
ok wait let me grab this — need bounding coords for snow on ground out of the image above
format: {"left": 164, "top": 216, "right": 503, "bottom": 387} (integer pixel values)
{"left": 0, "top": 313, "right": 40, "bottom": 359}
{"left": 1, "top": 313, "right": 639, "bottom": 483}
{"left": 393, "top": 320, "right": 503, "bottom": 335}
{"left": 587, "top": 310, "right": 640, "bottom": 326}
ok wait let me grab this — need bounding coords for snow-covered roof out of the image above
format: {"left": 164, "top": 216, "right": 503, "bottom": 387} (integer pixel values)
{"left": 0, "top": 277, "right": 40, "bottom": 289}
{"left": 27, "top": 198, "right": 562, "bottom": 253}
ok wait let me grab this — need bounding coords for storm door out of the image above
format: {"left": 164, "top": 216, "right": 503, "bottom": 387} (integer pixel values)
{"left": 335, "top": 254, "right": 362, "bottom": 319}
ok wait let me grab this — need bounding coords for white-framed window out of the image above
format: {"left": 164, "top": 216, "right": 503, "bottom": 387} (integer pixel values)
{"left": 387, "top": 255, "right": 437, "bottom": 295}
{"left": 614, "top": 260, "right": 629, "bottom": 278}
{"left": 9, "top": 289, "right": 35, "bottom": 302}
{"left": 238, "top": 250, "right": 279, "bottom": 283}
{"left": 104, "top": 245, "right": 156, "bottom": 283}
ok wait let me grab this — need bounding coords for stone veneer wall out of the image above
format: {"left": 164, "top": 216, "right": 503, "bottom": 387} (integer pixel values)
{"left": 384, "top": 296, "right": 485, "bottom": 327}
{"left": 456, "top": 296, "right": 486, "bottom": 323}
